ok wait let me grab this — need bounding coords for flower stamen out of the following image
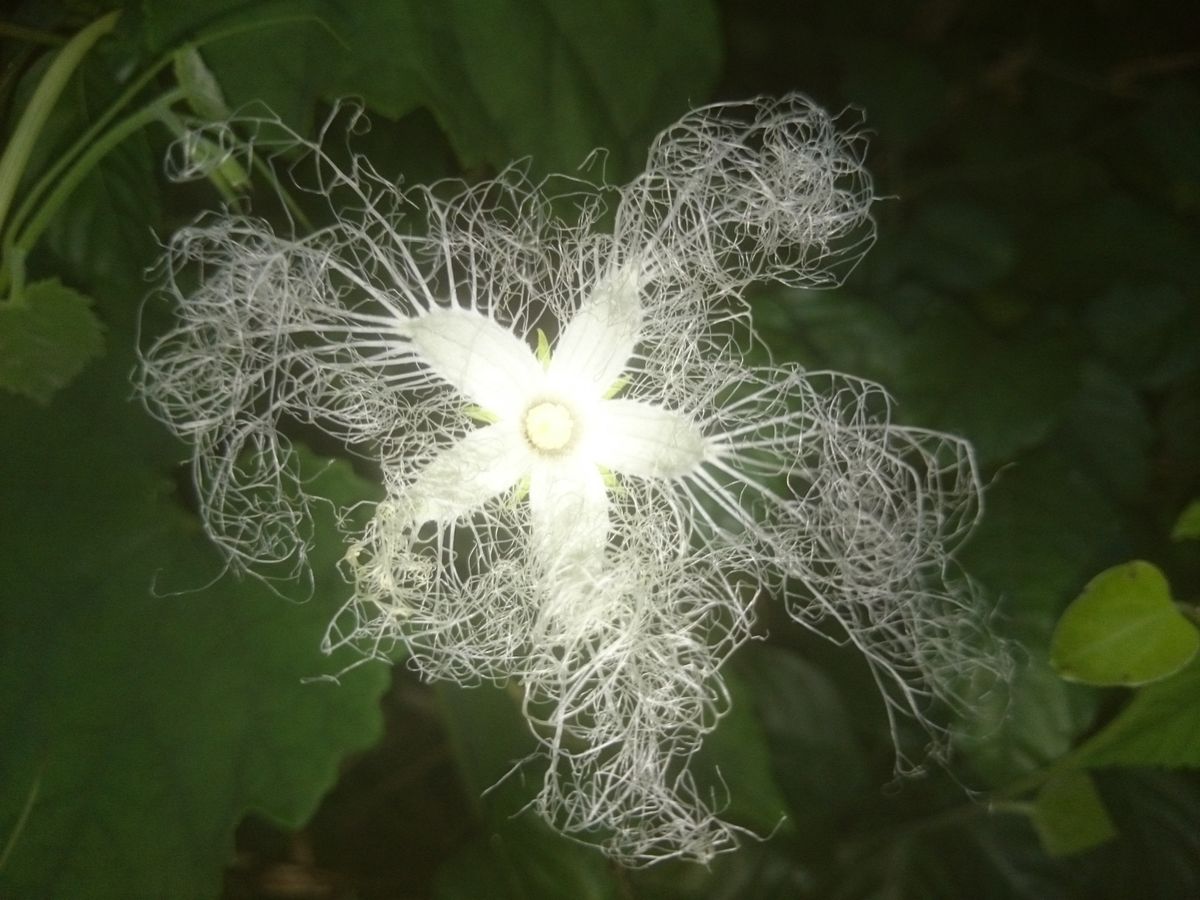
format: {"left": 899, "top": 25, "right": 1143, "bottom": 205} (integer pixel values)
{"left": 524, "top": 400, "right": 575, "bottom": 452}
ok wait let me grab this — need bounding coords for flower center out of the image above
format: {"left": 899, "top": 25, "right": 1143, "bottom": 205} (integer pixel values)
{"left": 524, "top": 400, "right": 575, "bottom": 452}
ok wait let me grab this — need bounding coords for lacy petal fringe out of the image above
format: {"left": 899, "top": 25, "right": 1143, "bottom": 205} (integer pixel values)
{"left": 139, "top": 96, "right": 1010, "bottom": 864}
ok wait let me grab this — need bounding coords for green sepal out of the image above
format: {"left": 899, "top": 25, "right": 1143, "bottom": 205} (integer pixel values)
{"left": 464, "top": 404, "right": 500, "bottom": 424}
{"left": 535, "top": 327, "right": 552, "bottom": 367}
{"left": 603, "top": 375, "right": 628, "bottom": 399}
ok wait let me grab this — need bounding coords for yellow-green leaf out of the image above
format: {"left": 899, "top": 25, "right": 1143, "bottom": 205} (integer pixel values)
{"left": 1051, "top": 561, "right": 1199, "bottom": 686}
{"left": 1031, "top": 769, "right": 1117, "bottom": 857}
{"left": 1073, "top": 659, "right": 1200, "bottom": 769}
{"left": 1173, "top": 499, "right": 1200, "bottom": 541}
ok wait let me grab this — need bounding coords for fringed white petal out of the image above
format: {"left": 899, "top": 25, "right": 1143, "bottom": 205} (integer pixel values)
{"left": 401, "top": 307, "right": 542, "bottom": 417}
{"left": 407, "top": 424, "right": 529, "bottom": 525}
{"left": 529, "top": 458, "right": 610, "bottom": 581}
{"left": 548, "top": 265, "right": 643, "bottom": 394}
{"left": 590, "top": 399, "right": 707, "bottom": 478}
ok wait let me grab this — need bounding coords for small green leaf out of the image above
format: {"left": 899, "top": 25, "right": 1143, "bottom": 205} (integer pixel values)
{"left": 1172, "top": 500, "right": 1200, "bottom": 541}
{"left": 0, "top": 278, "right": 104, "bottom": 403}
{"left": 1073, "top": 659, "right": 1200, "bottom": 769}
{"left": 1031, "top": 769, "right": 1117, "bottom": 857}
{"left": 1051, "top": 561, "right": 1199, "bottom": 686}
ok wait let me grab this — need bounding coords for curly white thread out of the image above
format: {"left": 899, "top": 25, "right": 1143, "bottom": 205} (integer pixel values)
{"left": 138, "top": 97, "right": 1008, "bottom": 865}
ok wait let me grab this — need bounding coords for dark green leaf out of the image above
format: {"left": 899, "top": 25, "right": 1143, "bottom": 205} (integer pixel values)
{"left": 901, "top": 201, "right": 1016, "bottom": 293}
{"left": 0, "top": 364, "right": 388, "bottom": 898}
{"left": 691, "top": 669, "right": 792, "bottom": 836}
{"left": 1056, "top": 365, "right": 1153, "bottom": 503}
{"left": 1026, "top": 194, "right": 1200, "bottom": 297}
{"left": 433, "top": 682, "right": 621, "bottom": 900}
{"left": 40, "top": 113, "right": 162, "bottom": 310}
{"left": 840, "top": 39, "right": 947, "bottom": 153}
{"left": 434, "top": 819, "right": 619, "bottom": 900}
{"left": 962, "top": 449, "right": 1121, "bottom": 623}
{"left": 765, "top": 291, "right": 1076, "bottom": 467}
{"left": 0, "top": 277, "right": 103, "bottom": 403}
{"left": 1087, "top": 283, "right": 1200, "bottom": 390}
{"left": 755, "top": 290, "right": 907, "bottom": 383}
{"left": 897, "top": 310, "right": 1077, "bottom": 465}
{"left": 1031, "top": 770, "right": 1117, "bottom": 857}
{"left": 736, "top": 645, "right": 869, "bottom": 833}
{"left": 142, "top": 0, "right": 720, "bottom": 176}
{"left": 331, "top": 0, "right": 721, "bottom": 175}
{"left": 1074, "top": 771, "right": 1200, "bottom": 900}
{"left": 141, "top": 0, "right": 339, "bottom": 135}
{"left": 962, "top": 652, "right": 1098, "bottom": 788}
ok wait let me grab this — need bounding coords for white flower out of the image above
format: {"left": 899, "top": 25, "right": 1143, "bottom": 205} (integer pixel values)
{"left": 140, "top": 97, "right": 1009, "bottom": 864}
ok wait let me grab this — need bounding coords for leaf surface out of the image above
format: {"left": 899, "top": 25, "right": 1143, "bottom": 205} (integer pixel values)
{"left": 0, "top": 278, "right": 103, "bottom": 403}
{"left": 1051, "top": 561, "right": 1199, "bottom": 686}
{"left": 0, "top": 366, "right": 388, "bottom": 899}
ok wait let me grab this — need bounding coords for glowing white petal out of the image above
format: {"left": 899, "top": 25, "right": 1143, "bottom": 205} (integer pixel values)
{"left": 590, "top": 399, "right": 707, "bottom": 478}
{"left": 548, "top": 265, "right": 643, "bottom": 394}
{"left": 401, "top": 307, "right": 542, "bottom": 417}
{"left": 407, "top": 423, "right": 529, "bottom": 524}
{"left": 529, "top": 457, "right": 610, "bottom": 580}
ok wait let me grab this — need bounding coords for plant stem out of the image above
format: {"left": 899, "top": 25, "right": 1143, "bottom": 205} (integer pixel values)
{"left": 1, "top": 88, "right": 185, "bottom": 302}
{"left": 3, "top": 53, "right": 173, "bottom": 257}
{"left": 0, "top": 21, "right": 67, "bottom": 46}
{"left": 0, "top": 11, "right": 119, "bottom": 240}
{"left": 0, "top": 766, "right": 42, "bottom": 871}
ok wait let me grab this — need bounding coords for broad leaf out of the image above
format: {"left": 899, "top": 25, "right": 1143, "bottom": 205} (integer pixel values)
{"left": 432, "top": 682, "right": 621, "bottom": 899}
{"left": 895, "top": 305, "right": 1077, "bottom": 466}
{"left": 736, "top": 645, "right": 869, "bottom": 834}
{"left": 330, "top": 0, "right": 721, "bottom": 176}
{"left": 0, "top": 364, "right": 388, "bottom": 899}
{"left": 691, "top": 669, "right": 792, "bottom": 836}
{"left": 140, "top": 0, "right": 720, "bottom": 177}
{"left": 1051, "top": 561, "right": 1199, "bottom": 686}
{"left": 961, "top": 449, "right": 1120, "bottom": 623}
{"left": 140, "top": 0, "right": 338, "bottom": 135}
{"left": 0, "top": 278, "right": 104, "bottom": 403}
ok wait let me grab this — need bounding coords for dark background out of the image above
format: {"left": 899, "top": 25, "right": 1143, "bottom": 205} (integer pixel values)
{"left": 1, "top": 1, "right": 1198, "bottom": 898}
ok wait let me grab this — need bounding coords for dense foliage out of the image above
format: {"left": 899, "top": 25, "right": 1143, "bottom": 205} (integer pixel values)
{"left": 1, "top": 1, "right": 1197, "bottom": 897}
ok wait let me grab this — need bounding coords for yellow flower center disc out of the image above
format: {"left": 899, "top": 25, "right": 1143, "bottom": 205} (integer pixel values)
{"left": 524, "top": 401, "right": 574, "bottom": 451}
